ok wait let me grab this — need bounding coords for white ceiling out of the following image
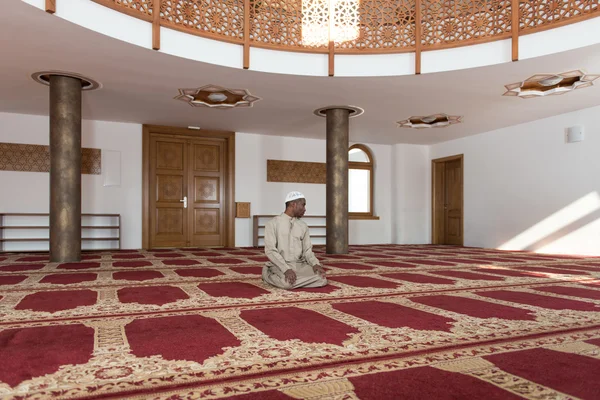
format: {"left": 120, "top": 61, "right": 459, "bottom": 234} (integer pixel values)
{"left": 2, "top": 0, "right": 600, "bottom": 145}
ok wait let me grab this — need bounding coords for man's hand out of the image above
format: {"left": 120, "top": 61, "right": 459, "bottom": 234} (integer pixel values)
{"left": 284, "top": 269, "right": 297, "bottom": 285}
{"left": 313, "top": 264, "right": 326, "bottom": 277}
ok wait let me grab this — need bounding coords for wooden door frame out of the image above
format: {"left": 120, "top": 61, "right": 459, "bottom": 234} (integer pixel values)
{"left": 142, "top": 125, "right": 235, "bottom": 249}
{"left": 431, "top": 154, "right": 464, "bottom": 245}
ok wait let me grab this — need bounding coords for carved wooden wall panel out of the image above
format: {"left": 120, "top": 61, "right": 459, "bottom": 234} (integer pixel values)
{"left": 81, "top": 149, "right": 102, "bottom": 175}
{"left": 156, "top": 175, "right": 184, "bottom": 201}
{"left": 156, "top": 208, "right": 184, "bottom": 234}
{"left": 193, "top": 144, "right": 220, "bottom": 171}
{"left": 0, "top": 143, "right": 101, "bottom": 175}
{"left": 267, "top": 160, "right": 326, "bottom": 184}
{"left": 194, "top": 209, "right": 219, "bottom": 234}
{"left": 236, "top": 202, "right": 251, "bottom": 218}
{"left": 156, "top": 142, "right": 184, "bottom": 170}
{"left": 194, "top": 177, "right": 220, "bottom": 203}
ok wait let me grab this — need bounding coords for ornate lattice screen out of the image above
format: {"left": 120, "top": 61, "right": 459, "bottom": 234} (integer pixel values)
{"left": 160, "top": 0, "right": 245, "bottom": 43}
{"left": 337, "top": 0, "right": 417, "bottom": 52}
{"left": 91, "top": 0, "right": 600, "bottom": 53}
{"left": 520, "top": 0, "right": 599, "bottom": 32}
{"left": 421, "top": 0, "right": 513, "bottom": 48}
{"left": 250, "top": 0, "right": 326, "bottom": 51}
{"left": 94, "top": 0, "right": 154, "bottom": 20}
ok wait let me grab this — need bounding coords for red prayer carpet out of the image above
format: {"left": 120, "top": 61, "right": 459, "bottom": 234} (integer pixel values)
{"left": 0, "top": 244, "right": 600, "bottom": 399}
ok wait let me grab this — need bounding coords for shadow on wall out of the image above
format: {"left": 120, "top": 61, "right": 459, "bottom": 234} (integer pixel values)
{"left": 499, "top": 191, "right": 600, "bottom": 255}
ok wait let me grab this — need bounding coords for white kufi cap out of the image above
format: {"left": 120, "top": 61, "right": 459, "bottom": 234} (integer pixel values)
{"left": 285, "top": 191, "right": 305, "bottom": 202}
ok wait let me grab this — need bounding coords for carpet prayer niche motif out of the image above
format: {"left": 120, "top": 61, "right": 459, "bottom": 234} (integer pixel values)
{"left": 1, "top": 245, "right": 600, "bottom": 399}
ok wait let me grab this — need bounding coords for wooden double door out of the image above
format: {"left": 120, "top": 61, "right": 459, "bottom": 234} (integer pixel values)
{"left": 143, "top": 127, "right": 234, "bottom": 249}
{"left": 432, "top": 155, "right": 463, "bottom": 245}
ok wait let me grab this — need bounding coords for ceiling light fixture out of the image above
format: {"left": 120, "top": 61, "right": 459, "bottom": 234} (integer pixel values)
{"left": 207, "top": 92, "right": 228, "bottom": 103}
{"left": 420, "top": 115, "right": 437, "bottom": 123}
{"left": 503, "top": 70, "right": 599, "bottom": 99}
{"left": 396, "top": 113, "right": 462, "bottom": 129}
{"left": 174, "top": 85, "right": 261, "bottom": 109}
{"left": 538, "top": 75, "right": 563, "bottom": 86}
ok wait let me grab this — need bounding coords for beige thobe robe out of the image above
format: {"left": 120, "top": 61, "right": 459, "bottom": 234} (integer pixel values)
{"left": 262, "top": 213, "right": 327, "bottom": 289}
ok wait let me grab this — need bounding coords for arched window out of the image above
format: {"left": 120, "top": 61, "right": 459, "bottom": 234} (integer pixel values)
{"left": 348, "top": 144, "right": 376, "bottom": 219}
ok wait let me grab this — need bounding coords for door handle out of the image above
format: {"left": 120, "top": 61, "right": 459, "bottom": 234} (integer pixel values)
{"left": 180, "top": 196, "right": 187, "bottom": 209}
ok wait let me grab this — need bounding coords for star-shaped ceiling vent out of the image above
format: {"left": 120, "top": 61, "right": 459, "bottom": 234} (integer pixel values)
{"left": 174, "top": 85, "right": 261, "bottom": 109}
{"left": 503, "top": 70, "right": 599, "bottom": 98}
{"left": 396, "top": 113, "right": 462, "bottom": 129}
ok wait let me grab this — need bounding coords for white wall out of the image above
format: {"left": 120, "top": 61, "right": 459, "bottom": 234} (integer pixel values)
{"left": 0, "top": 113, "right": 402, "bottom": 251}
{"left": 0, "top": 112, "right": 142, "bottom": 250}
{"left": 430, "top": 105, "right": 600, "bottom": 256}
{"left": 7, "top": 107, "right": 598, "bottom": 255}
{"left": 234, "top": 133, "right": 394, "bottom": 247}
{"left": 351, "top": 143, "right": 393, "bottom": 245}
{"left": 392, "top": 144, "right": 431, "bottom": 244}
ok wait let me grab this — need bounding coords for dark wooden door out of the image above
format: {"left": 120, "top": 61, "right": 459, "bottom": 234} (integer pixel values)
{"left": 444, "top": 159, "right": 463, "bottom": 245}
{"left": 150, "top": 136, "right": 189, "bottom": 247}
{"left": 149, "top": 134, "right": 227, "bottom": 248}
{"left": 189, "top": 139, "right": 226, "bottom": 247}
{"left": 432, "top": 155, "right": 463, "bottom": 245}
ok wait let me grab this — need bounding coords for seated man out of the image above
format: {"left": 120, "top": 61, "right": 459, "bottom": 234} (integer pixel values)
{"left": 262, "top": 191, "right": 327, "bottom": 289}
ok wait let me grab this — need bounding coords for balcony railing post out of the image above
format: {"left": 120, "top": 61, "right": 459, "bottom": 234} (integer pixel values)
{"left": 415, "top": 0, "right": 422, "bottom": 74}
{"left": 244, "top": 0, "right": 250, "bottom": 69}
{"left": 152, "top": 0, "right": 161, "bottom": 50}
{"left": 46, "top": 0, "right": 56, "bottom": 14}
{"left": 328, "top": 42, "right": 335, "bottom": 76}
{"left": 512, "top": 0, "right": 519, "bottom": 61}
{"left": 328, "top": 0, "right": 335, "bottom": 76}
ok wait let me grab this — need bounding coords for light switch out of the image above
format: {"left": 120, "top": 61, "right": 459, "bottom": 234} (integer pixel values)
{"left": 566, "top": 126, "right": 584, "bottom": 143}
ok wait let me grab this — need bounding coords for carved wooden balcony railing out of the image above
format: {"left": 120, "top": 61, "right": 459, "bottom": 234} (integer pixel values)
{"left": 87, "top": 0, "right": 599, "bottom": 72}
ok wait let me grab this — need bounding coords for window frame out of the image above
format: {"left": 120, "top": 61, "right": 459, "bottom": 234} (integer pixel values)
{"left": 348, "top": 144, "right": 378, "bottom": 220}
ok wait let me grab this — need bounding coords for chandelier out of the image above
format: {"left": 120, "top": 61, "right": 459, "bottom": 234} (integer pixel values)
{"left": 302, "top": 0, "right": 360, "bottom": 47}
